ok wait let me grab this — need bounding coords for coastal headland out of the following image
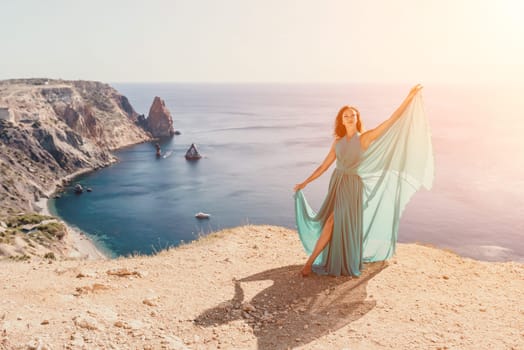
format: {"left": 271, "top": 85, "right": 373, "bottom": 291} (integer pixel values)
{"left": 0, "top": 78, "right": 173, "bottom": 260}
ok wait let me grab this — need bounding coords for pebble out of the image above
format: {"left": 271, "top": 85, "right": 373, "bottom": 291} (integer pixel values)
{"left": 73, "top": 315, "right": 102, "bottom": 331}
{"left": 70, "top": 336, "right": 85, "bottom": 348}
{"left": 143, "top": 298, "right": 157, "bottom": 307}
{"left": 242, "top": 303, "right": 256, "bottom": 312}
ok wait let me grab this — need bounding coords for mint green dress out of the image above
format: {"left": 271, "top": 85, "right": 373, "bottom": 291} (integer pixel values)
{"left": 294, "top": 94, "right": 434, "bottom": 276}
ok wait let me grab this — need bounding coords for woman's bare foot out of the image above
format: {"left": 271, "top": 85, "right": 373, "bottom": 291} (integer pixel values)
{"left": 300, "top": 264, "right": 312, "bottom": 277}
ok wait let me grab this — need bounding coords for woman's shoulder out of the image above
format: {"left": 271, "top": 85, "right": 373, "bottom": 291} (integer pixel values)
{"left": 359, "top": 129, "right": 370, "bottom": 137}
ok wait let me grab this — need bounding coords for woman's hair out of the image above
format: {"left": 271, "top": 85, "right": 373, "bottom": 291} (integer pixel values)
{"left": 334, "top": 105, "right": 363, "bottom": 137}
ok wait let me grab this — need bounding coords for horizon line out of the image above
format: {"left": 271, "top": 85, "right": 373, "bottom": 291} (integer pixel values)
{"left": 0, "top": 77, "right": 520, "bottom": 87}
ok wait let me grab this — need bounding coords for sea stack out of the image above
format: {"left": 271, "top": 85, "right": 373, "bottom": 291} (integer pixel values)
{"left": 185, "top": 143, "right": 202, "bottom": 160}
{"left": 146, "top": 96, "right": 175, "bottom": 138}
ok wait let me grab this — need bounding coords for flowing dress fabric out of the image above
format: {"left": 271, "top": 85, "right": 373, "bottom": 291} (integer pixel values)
{"left": 294, "top": 93, "right": 434, "bottom": 276}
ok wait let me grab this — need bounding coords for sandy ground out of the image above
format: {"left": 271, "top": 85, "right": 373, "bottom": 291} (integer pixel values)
{"left": 0, "top": 225, "right": 523, "bottom": 350}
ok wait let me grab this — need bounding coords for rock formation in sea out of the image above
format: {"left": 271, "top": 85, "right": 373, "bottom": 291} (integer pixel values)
{"left": 0, "top": 79, "right": 181, "bottom": 259}
{"left": 185, "top": 143, "right": 202, "bottom": 160}
{"left": 145, "top": 96, "right": 175, "bottom": 138}
{"left": 0, "top": 78, "right": 165, "bottom": 258}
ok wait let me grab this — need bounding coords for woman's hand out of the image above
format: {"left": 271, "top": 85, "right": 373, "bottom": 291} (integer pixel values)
{"left": 409, "top": 84, "right": 423, "bottom": 97}
{"left": 294, "top": 182, "right": 307, "bottom": 192}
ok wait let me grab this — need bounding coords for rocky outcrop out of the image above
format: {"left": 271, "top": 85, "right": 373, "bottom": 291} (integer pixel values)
{"left": 0, "top": 79, "right": 152, "bottom": 218}
{"left": 185, "top": 143, "right": 202, "bottom": 160}
{"left": 146, "top": 96, "right": 175, "bottom": 138}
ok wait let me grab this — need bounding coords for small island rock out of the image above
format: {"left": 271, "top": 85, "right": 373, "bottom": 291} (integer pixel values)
{"left": 74, "top": 184, "right": 84, "bottom": 194}
{"left": 185, "top": 143, "right": 202, "bottom": 160}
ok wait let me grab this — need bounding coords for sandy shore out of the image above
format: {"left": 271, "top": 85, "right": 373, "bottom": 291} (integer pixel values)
{"left": 0, "top": 225, "right": 522, "bottom": 349}
{"left": 33, "top": 167, "right": 109, "bottom": 260}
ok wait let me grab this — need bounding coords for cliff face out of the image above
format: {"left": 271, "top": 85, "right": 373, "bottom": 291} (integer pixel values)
{"left": 146, "top": 96, "right": 175, "bottom": 138}
{"left": 0, "top": 79, "right": 152, "bottom": 217}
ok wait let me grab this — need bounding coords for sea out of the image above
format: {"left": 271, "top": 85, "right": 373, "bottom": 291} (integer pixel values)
{"left": 49, "top": 83, "right": 524, "bottom": 262}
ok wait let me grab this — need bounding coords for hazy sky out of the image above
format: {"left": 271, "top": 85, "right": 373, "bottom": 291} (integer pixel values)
{"left": 1, "top": 0, "right": 523, "bottom": 83}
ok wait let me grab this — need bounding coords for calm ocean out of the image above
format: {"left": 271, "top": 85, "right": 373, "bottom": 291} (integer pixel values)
{"left": 49, "top": 83, "right": 524, "bottom": 262}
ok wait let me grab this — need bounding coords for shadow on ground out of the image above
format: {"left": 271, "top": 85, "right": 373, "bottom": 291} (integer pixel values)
{"left": 195, "top": 261, "right": 387, "bottom": 349}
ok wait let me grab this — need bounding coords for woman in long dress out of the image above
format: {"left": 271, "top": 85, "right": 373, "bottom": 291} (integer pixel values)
{"left": 294, "top": 84, "right": 434, "bottom": 277}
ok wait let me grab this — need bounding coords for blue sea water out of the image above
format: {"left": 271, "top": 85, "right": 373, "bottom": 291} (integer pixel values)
{"left": 50, "top": 83, "right": 524, "bottom": 262}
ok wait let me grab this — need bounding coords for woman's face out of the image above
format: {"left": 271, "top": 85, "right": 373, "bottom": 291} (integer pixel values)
{"left": 342, "top": 108, "right": 358, "bottom": 128}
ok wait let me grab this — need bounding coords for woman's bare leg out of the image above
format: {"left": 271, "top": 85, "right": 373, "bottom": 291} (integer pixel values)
{"left": 301, "top": 212, "right": 334, "bottom": 276}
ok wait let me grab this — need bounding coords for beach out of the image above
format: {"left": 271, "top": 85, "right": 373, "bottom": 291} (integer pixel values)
{"left": 33, "top": 167, "right": 110, "bottom": 261}
{"left": 1, "top": 225, "right": 522, "bottom": 349}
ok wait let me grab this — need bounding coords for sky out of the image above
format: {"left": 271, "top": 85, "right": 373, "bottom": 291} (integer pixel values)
{"left": 1, "top": 0, "right": 523, "bottom": 84}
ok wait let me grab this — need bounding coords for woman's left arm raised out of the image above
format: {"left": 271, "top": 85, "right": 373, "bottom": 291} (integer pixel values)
{"left": 360, "top": 84, "right": 423, "bottom": 151}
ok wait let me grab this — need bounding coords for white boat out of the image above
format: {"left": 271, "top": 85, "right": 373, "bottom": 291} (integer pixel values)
{"left": 195, "top": 212, "right": 211, "bottom": 219}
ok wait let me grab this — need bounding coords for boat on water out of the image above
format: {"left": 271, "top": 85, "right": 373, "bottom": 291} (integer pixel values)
{"left": 195, "top": 212, "right": 211, "bottom": 219}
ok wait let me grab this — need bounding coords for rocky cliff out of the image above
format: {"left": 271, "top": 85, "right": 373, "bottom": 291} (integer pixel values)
{"left": 0, "top": 79, "right": 152, "bottom": 241}
{"left": 144, "top": 96, "right": 175, "bottom": 138}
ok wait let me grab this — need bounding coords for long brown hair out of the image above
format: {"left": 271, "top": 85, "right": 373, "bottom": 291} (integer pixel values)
{"left": 333, "top": 106, "right": 363, "bottom": 137}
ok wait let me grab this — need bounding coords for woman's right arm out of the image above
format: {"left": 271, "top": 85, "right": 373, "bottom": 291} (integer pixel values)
{"left": 360, "top": 84, "right": 422, "bottom": 150}
{"left": 294, "top": 139, "right": 338, "bottom": 192}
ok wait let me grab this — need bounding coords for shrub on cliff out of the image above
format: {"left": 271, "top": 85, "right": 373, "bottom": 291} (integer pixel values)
{"left": 36, "top": 222, "right": 67, "bottom": 240}
{"left": 7, "top": 214, "right": 53, "bottom": 227}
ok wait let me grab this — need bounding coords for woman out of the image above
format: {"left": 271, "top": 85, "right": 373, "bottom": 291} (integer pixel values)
{"left": 294, "top": 84, "right": 434, "bottom": 277}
